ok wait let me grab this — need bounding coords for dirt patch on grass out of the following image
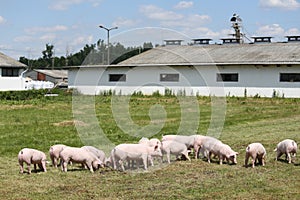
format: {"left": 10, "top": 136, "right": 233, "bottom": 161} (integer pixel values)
{"left": 0, "top": 104, "right": 35, "bottom": 110}
{"left": 53, "top": 120, "right": 87, "bottom": 127}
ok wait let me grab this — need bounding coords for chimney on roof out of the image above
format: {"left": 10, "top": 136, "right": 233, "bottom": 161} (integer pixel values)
{"left": 164, "top": 40, "right": 183, "bottom": 46}
{"left": 286, "top": 36, "right": 300, "bottom": 42}
{"left": 251, "top": 36, "right": 272, "bottom": 43}
{"left": 192, "top": 39, "right": 212, "bottom": 45}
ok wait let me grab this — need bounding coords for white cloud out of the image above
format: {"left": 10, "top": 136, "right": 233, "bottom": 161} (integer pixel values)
{"left": 255, "top": 24, "right": 285, "bottom": 37}
{"left": 259, "top": 0, "right": 300, "bottom": 10}
{"left": 14, "top": 36, "right": 35, "bottom": 43}
{"left": 39, "top": 33, "right": 57, "bottom": 42}
{"left": 174, "top": 1, "right": 194, "bottom": 9}
{"left": 71, "top": 35, "right": 94, "bottom": 47}
{"left": 140, "top": 5, "right": 183, "bottom": 21}
{"left": 285, "top": 28, "right": 300, "bottom": 35}
{"left": 112, "top": 17, "right": 139, "bottom": 28}
{"left": 140, "top": 4, "right": 210, "bottom": 29}
{"left": 49, "top": 0, "right": 102, "bottom": 10}
{"left": 161, "top": 14, "right": 211, "bottom": 28}
{"left": 0, "top": 16, "right": 6, "bottom": 24}
{"left": 25, "top": 25, "right": 68, "bottom": 35}
{"left": 178, "top": 27, "right": 221, "bottom": 43}
{"left": 186, "top": 14, "right": 211, "bottom": 25}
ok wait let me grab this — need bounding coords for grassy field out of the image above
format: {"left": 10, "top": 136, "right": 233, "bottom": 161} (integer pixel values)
{"left": 0, "top": 93, "right": 299, "bottom": 199}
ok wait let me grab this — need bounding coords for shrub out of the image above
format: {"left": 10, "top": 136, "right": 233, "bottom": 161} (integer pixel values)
{"left": 0, "top": 89, "right": 46, "bottom": 101}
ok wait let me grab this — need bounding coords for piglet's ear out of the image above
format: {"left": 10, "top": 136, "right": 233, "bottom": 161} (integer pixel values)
{"left": 235, "top": 152, "right": 239, "bottom": 155}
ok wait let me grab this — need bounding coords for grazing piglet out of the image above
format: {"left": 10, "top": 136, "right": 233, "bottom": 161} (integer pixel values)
{"left": 215, "top": 143, "right": 238, "bottom": 165}
{"left": 161, "top": 140, "right": 191, "bottom": 164}
{"left": 59, "top": 147, "right": 103, "bottom": 173}
{"left": 274, "top": 139, "right": 297, "bottom": 164}
{"left": 245, "top": 143, "right": 266, "bottom": 168}
{"left": 49, "top": 144, "right": 67, "bottom": 168}
{"left": 111, "top": 143, "right": 162, "bottom": 171}
{"left": 198, "top": 136, "right": 222, "bottom": 161}
{"left": 18, "top": 148, "right": 47, "bottom": 174}
{"left": 81, "top": 146, "right": 106, "bottom": 166}
{"left": 162, "top": 134, "right": 201, "bottom": 159}
{"left": 201, "top": 137, "right": 238, "bottom": 165}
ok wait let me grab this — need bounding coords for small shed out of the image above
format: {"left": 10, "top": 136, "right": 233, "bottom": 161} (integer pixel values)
{"left": 26, "top": 69, "right": 68, "bottom": 85}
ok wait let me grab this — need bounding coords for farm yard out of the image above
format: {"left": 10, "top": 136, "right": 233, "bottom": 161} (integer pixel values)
{"left": 0, "top": 91, "right": 299, "bottom": 199}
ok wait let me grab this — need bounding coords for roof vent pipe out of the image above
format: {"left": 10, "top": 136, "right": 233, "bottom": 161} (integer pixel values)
{"left": 164, "top": 40, "right": 183, "bottom": 46}
{"left": 221, "top": 38, "right": 240, "bottom": 44}
{"left": 286, "top": 36, "right": 300, "bottom": 42}
{"left": 251, "top": 36, "right": 272, "bottom": 43}
{"left": 192, "top": 39, "right": 212, "bottom": 45}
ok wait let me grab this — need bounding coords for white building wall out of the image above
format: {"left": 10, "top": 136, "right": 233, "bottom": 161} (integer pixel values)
{"left": 68, "top": 65, "right": 300, "bottom": 98}
{"left": 0, "top": 68, "right": 29, "bottom": 91}
{"left": 0, "top": 77, "right": 26, "bottom": 91}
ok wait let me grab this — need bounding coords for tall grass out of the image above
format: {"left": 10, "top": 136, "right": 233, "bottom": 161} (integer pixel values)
{"left": 0, "top": 94, "right": 299, "bottom": 199}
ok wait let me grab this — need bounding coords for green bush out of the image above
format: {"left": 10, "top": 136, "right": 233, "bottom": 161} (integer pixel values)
{"left": 0, "top": 90, "right": 45, "bottom": 100}
{"left": 0, "top": 88, "right": 72, "bottom": 101}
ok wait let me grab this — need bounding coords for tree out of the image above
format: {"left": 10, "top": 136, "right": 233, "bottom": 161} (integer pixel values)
{"left": 143, "top": 42, "right": 153, "bottom": 49}
{"left": 19, "top": 41, "right": 153, "bottom": 68}
{"left": 42, "top": 43, "right": 54, "bottom": 68}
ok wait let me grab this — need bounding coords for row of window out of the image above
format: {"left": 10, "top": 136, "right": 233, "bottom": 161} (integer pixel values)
{"left": 108, "top": 73, "right": 300, "bottom": 82}
{"left": 2, "top": 69, "right": 299, "bottom": 82}
{"left": 1, "top": 68, "right": 20, "bottom": 77}
{"left": 109, "top": 73, "right": 180, "bottom": 82}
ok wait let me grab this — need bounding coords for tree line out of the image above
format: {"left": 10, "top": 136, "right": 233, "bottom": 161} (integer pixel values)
{"left": 19, "top": 40, "right": 153, "bottom": 69}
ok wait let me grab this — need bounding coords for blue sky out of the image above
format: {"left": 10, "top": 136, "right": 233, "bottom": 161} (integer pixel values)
{"left": 0, "top": 0, "right": 300, "bottom": 59}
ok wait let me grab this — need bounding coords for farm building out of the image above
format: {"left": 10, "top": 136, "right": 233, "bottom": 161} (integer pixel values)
{"left": 68, "top": 36, "right": 300, "bottom": 98}
{"left": 25, "top": 69, "right": 68, "bottom": 87}
{"left": 0, "top": 52, "right": 28, "bottom": 91}
{"left": 0, "top": 52, "right": 55, "bottom": 91}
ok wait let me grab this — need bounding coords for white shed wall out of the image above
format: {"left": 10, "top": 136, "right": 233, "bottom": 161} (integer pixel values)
{"left": 0, "top": 77, "right": 26, "bottom": 91}
{"left": 68, "top": 65, "right": 300, "bottom": 98}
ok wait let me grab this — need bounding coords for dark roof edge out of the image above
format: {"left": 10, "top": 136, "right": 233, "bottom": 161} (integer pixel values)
{"left": 66, "top": 61, "right": 300, "bottom": 69}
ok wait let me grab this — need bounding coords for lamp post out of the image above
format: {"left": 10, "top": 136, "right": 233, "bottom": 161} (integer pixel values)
{"left": 99, "top": 25, "right": 118, "bottom": 65}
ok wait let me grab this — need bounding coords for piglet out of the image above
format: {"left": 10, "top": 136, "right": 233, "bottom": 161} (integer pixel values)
{"left": 18, "top": 148, "right": 47, "bottom": 174}
{"left": 161, "top": 140, "right": 191, "bottom": 164}
{"left": 245, "top": 143, "right": 266, "bottom": 168}
{"left": 59, "top": 147, "right": 103, "bottom": 173}
{"left": 49, "top": 144, "right": 67, "bottom": 168}
{"left": 274, "top": 139, "right": 297, "bottom": 164}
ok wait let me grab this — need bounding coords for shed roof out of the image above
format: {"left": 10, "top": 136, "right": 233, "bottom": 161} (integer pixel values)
{"left": 0, "top": 52, "right": 27, "bottom": 68}
{"left": 34, "top": 69, "right": 68, "bottom": 78}
{"left": 118, "top": 42, "right": 300, "bottom": 66}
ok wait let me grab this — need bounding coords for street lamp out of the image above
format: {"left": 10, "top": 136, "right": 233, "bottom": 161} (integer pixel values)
{"left": 99, "top": 25, "right": 118, "bottom": 65}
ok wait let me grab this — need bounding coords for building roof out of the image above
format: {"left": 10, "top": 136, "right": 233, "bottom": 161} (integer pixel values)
{"left": 34, "top": 69, "right": 68, "bottom": 78}
{"left": 118, "top": 42, "right": 300, "bottom": 67}
{"left": 0, "top": 52, "right": 27, "bottom": 68}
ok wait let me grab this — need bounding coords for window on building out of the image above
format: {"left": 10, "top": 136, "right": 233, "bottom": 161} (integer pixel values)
{"left": 109, "top": 74, "right": 126, "bottom": 82}
{"left": 160, "top": 74, "right": 179, "bottom": 82}
{"left": 280, "top": 73, "right": 300, "bottom": 82}
{"left": 2, "top": 68, "right": 20, "bottom": 77}
{"left": 217, "top": 73, "right": 239, "bottom": 82}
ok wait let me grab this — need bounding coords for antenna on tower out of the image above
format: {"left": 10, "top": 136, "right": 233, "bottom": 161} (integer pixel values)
{"left": 230, "top": 13, "right": 243, "bottom": 43}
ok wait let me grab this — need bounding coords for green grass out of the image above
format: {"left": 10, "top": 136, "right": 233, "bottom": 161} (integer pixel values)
{"left": 0, "top": 94, "right": 300, "bottom": 199}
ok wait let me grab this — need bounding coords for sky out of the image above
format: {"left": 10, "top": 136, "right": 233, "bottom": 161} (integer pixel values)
{"left": 0, "top": 0, "right": 300, "bottom": 60}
